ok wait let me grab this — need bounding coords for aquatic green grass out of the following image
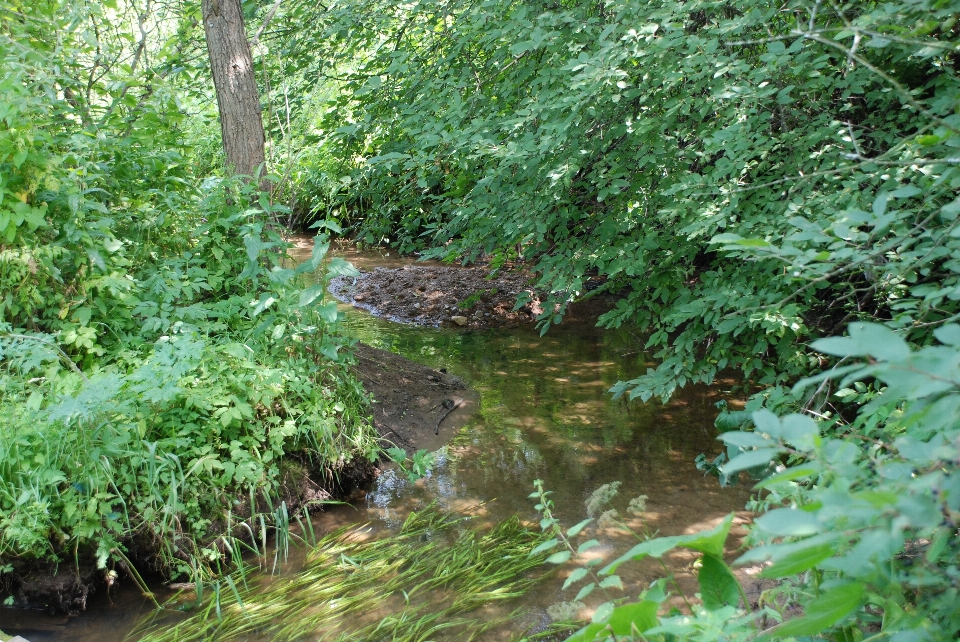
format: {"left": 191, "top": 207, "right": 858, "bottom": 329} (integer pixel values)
{"left": 135, "top": 504, "right": 552, "bottom": 642}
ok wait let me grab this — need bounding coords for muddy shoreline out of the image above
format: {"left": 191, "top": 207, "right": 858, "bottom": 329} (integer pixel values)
{"left": 330, "top": 264, "right": 545, "bottom": 329}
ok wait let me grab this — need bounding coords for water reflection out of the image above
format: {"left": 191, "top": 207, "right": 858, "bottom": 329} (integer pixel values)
{"left": 316, "top": 252, "right": 752, "bottom": 630}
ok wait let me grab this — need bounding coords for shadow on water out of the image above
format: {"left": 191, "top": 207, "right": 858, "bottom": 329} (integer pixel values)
{"left": 0, "top": 242, "right": 751, "bottom": 640}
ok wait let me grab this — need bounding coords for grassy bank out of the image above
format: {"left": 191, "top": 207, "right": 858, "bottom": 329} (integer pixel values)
{"left": 0, "top": 3, "right": 379, "bottom": 607}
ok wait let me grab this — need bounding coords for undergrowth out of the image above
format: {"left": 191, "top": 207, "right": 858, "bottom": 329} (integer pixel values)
{"left": 0, "top": 1, "right": 379, "bottom": 594}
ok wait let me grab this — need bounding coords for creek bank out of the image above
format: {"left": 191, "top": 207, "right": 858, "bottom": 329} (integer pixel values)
{"left": 0, "top": 459, "right": 375, "bottom": 615}
{"left": 1, "top": 343, "right": 474, "bottom": 616}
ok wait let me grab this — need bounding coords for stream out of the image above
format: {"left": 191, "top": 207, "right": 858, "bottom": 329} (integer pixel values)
{"left": 0, "top": 244, "right": 752, "bottom": 641}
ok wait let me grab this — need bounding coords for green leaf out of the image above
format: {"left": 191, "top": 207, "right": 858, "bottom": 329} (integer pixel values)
{"left": 813, "top": 323, "right": 910, "bottom": 361}
{"left": 735, "top": 238, "right": 772, "bottom": 247}
{"left": 934, "top": 324, "right": 960, "bottom": 346}
{"left": 296, "top": 238, "right": 331, "bottom": 274}
{"left": 326, "top": 256, "right": 360, "bottom": 278}
{"left": 717, "top": 431, "right": 771, "bottom": 449}
{"left": 601, "top": 536, "right": 683, "bottom": 574}
{"left": 244, "top": 234, "right": 262, "bottom": 262}
{"left": 298, "top": 285, "right": 325, "bottom": 307}
{"left": 566, "top": 600, "right": 658, "bottom": 641}
{"left": 674, "top": 514, "right": 735, "bottom": 560}
{"left": 251, "top": 295, "right": 276, "bottom": 317}
{"left": 574, "top": 582, "right": 596, "bottom": 601}
{"left": 563, "top": 567, "right": 589, "bottom": 589}
{"left": 710, "top": 233, "right": 744, "bottom": 243}
{"left": 754, "top": 464, "right": 819, "bottom": 489}
{"left": 698, "top": 554, "right": 741, "bottom": 609}
{"left": 754, "top": 508, "right": 820, "bottom": 536}
{"left": 849, "top": 322, "right": 910, "bottom": 361}
{"left": 545, "top": 551, "right": 571, "bottom": 564}
{"left": 598, "top": 574, "right": 623, "bottom": 590}
{"left": 761, "top": 583, "right": 865, "bottom": 639}
{"left": 529, "top": 538, "right": 559, "bottom": 557}
{"left": 317, "top": 301, "right": 339, "bottom": 323}
{"left": 566, "top": 518, "right": 593, "bottom": 538}
{"left": 779, "top": 413, "right": 818, "bottom": 450}
{"left": 926, "top": 527, "right": 950, "bottom": 563}
{"left": 592, "top": 601, "right": 614, "bottom": 624}
{"left": 760, "top": 542, "right": 836, "bottom": 578}
{"left": 720, "top": 447, "right": 780, "bottom": 476}
{"left": 577, "top": 539, "right": 601, "bottom": 554}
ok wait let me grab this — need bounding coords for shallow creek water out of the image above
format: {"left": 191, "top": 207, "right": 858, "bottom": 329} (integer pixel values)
{"left": 1, "top": 243, "right": 752, "bottom": 641}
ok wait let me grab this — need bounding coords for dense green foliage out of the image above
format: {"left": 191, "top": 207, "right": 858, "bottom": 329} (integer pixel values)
{"left": 5, "top": 0, "right": 960, "bottom": 638}
{"left": 0, "top": 0, "right": 377, "bottom": 584}
{"left": 264, "top": 0, "right": 960, "bottom": 638}
{"left": 285, "top": 0, "right": 958, "bottom": 399}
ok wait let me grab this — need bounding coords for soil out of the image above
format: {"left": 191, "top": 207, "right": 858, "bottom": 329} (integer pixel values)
{"left": 352, "top": 343, "right": 478, "bottom": 456}
{"left": 1, "top": 561, "right": 101, "bottom": 615}
{"left": 330, "top": 264, "right": 545, "bottom": 328}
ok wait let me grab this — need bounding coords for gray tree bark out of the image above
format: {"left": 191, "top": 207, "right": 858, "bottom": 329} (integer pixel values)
{"left": 201, "top": 0, "right": 267, "bottom": 183}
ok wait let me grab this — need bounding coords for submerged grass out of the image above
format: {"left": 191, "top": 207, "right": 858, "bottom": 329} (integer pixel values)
{"left": 135, "top": 504, "right": 552, "bottom": 642}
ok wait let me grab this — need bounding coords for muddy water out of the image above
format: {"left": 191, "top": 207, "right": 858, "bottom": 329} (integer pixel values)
{"left": 0, "top": 242, "right": 751, "bottom": 641}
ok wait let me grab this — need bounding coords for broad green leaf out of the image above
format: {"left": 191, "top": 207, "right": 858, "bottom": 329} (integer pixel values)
{"left": 779, "top": 413, "right": 818, "bottom": 450}
{"left": 298, "top": 285, "right": 325, "bottom": 307}
{"left": 546, "top": 551, "right": 571, "bottom": 564}
{"left": 710, "top": 233, "right": 744, "bottom": 243}
{"left": 720, "top": 447, "right": 781, "bottom": 476}
{"left": 934, "top": 324, "right": 960, "bottom": 346}
{"left": 601, "top": 536, "right": 683, "bottom": 574}
{"left": 592, "top": 601, "right": 614, "bottom": 624}
{"left": 317, "top": 301, "right": 339, "bottom": 323}
{"left": 598, "top": 574, "right": 623, "bottom": 590}
{"left": 717, "top": 431, "right": 771, "bottom": 449}
{"left": 565, "top": 600, "right": 658, "bottom": 641}
{"left": 678, "top": 513, "right": 735, "bottom": 557}
{"left": 326, "top": 256, "right": 360, "bottom": 278}
{"left": 761, "top": 583, "right": 865, "bottom": 638}
{"left": 754, "top": 464, "right": 819, "bottom": 489}
{"left": 244, "top": 234, "right": 263, "bottom": 262}
{"left": 574, "top": 582, "right": 596, "bottom": 601}
{"left": 578, "top": 539, "right": 601, "bottom": 554}
{"left": 754, "top": 508, "right": 820, "bottom": 536}
{"left": 759, "top": 542, "right": 836, "bottom": 578}
{"left": 698, "top": 554, "right": 741, "bottom": 609}
{"left": 849, "top": 322, "right": 910, "bottom": 361}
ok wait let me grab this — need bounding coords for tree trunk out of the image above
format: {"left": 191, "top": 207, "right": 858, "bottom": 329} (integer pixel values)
{"left": 201, "top": 0, "right": 267, "bottom": 184}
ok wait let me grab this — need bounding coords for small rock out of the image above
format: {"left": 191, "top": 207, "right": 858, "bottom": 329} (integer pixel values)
{"left": 451, "top": 316, "right": 468, "bottom": 326}
{"left": 353, "top": 294, "right": 365, "bottom": 302}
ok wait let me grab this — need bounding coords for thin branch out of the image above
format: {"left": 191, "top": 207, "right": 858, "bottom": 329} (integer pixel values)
{"left": 251, "top": 0, "right": 284, "bottom": 49}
